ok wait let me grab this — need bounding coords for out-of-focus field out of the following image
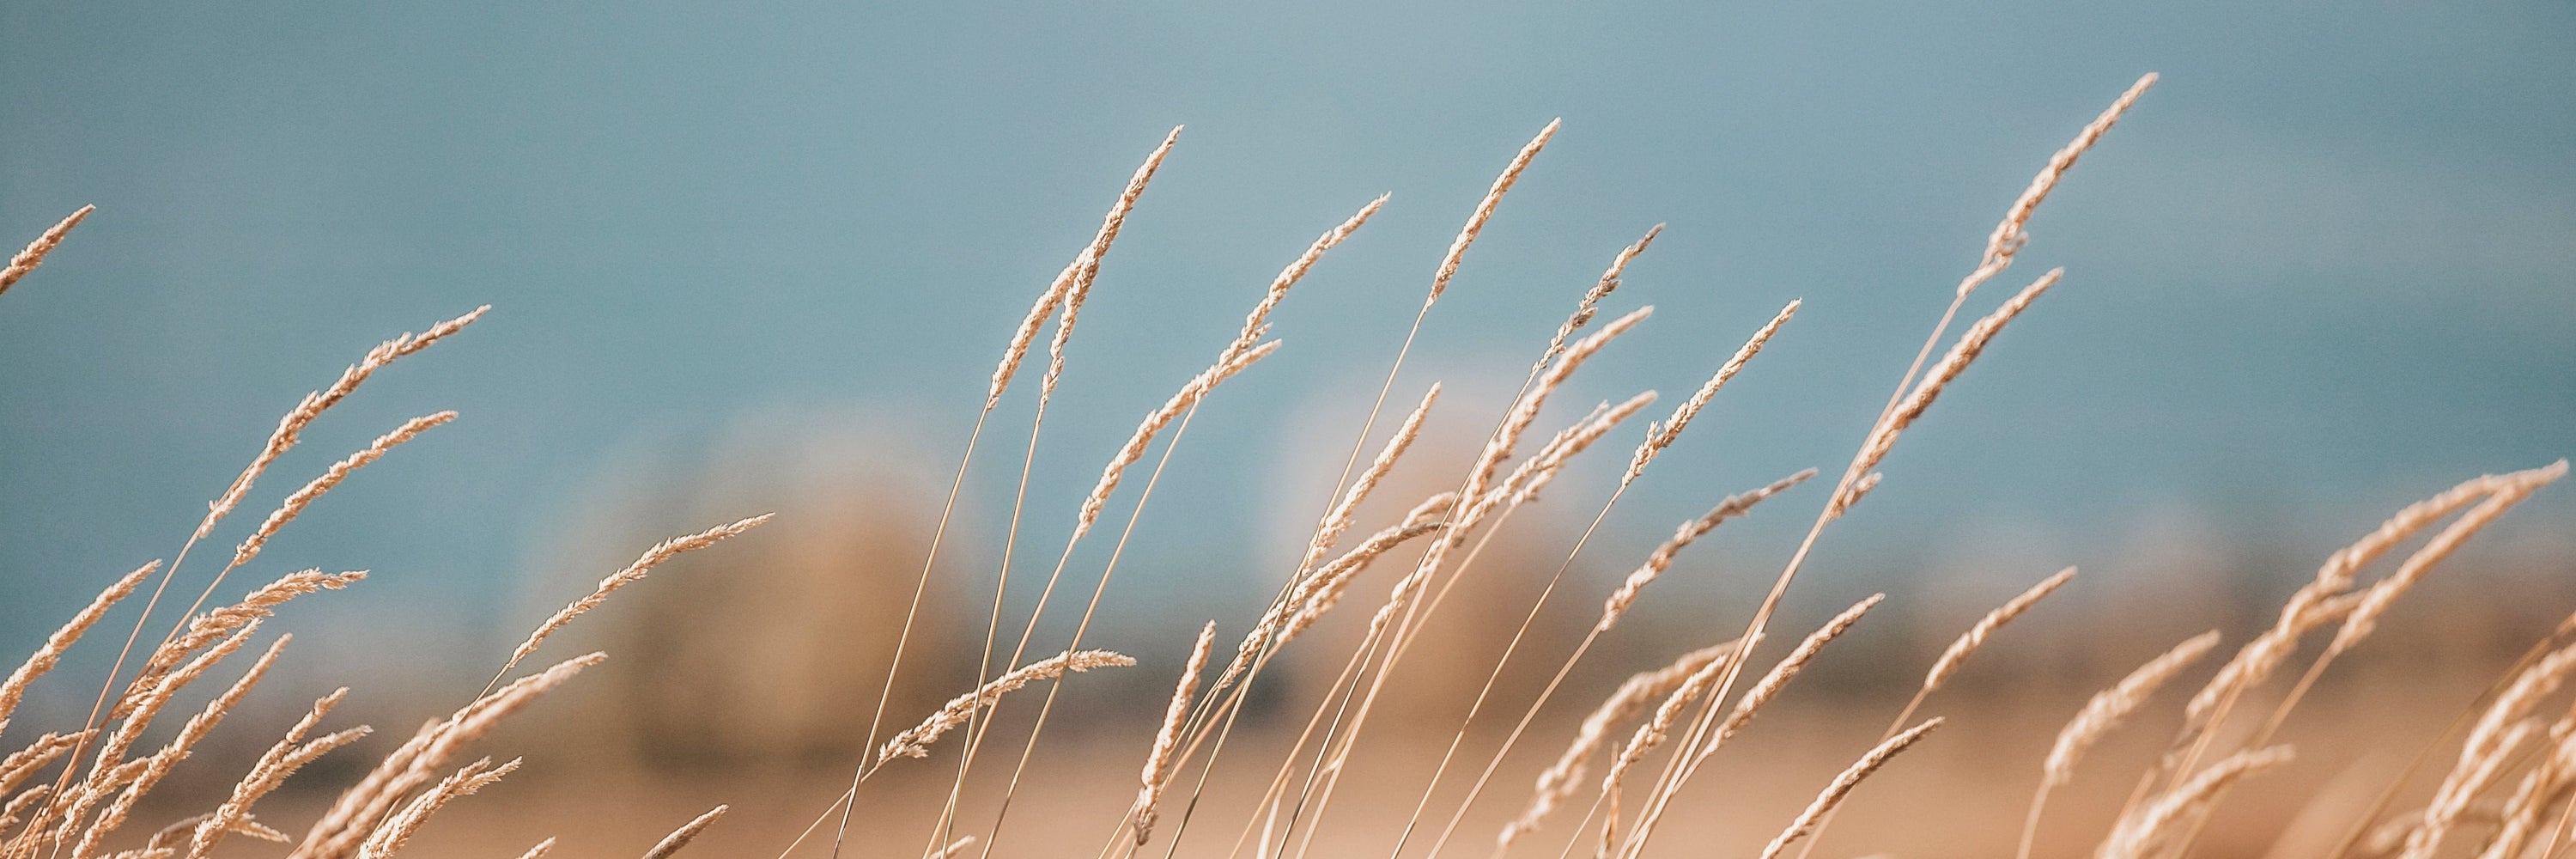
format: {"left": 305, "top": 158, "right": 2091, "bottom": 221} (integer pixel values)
{"left": 123, "top": 509, "right": 2561, "bottom": 859}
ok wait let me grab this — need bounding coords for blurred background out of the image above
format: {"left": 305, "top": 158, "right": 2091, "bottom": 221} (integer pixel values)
{"left": 2, "top": 1, "right": 2571, "bottom": 856}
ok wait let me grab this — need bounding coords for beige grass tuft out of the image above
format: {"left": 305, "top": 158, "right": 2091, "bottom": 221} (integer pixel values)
{"left": 1073, "top": 340, "right": 1281, "bottom": 540}
{"left": 199, "top": 307, "right": 486, "bottom": 542}
{"left": 877, "top": 649, "right": 1135, "bottom": 765}
{"left": 1500, "top": 639, "right": 1739, "bottom": 850}
{"left": 1538, "top": 226, "right": 1662, "bottom": 374}
{"left": 1596, "top": 471, "right": 1815, "bottom": 633}
{"left": 0, "top": 562, "right": 157, "bottom": 728}
{"left": 1425, "top": 120, "right": 1558, "bottom": 308}
{"left": 1040, "top": 127, "right": 1183, "bottom": 404}
{"left": 2046, "top": 631, "right": 2222, "bottom": 789}
{"left": 1497, "top": 391, "right": 1658, "bottom": 508}
{"left": 1959, "top": 74, "right": 2155, "bottom": 300}
{"left": 296, "top": 652, "right": 604, "bottom": 859}
{"left": 0, "top": 205, "right": 94, "bottom": 297}
{"left": 234, "top": 411, "right": 457, "bottom": 568}
{"left": 1297, "top": 383, "right": 1441, "bottom": 578}
{"left": 188, "top": 689, "right": 368, "bottom": 859}
{"left": 497, "top": 515, "right": 772, "bottom": 684}
{"left": 640, "top": 805, "right": 728, "bottom": 859}
{"left": 1132, "top": 622, "right": 1216, "bottom": 847}
{"left": 1924, "top": 566, "right": 2077, "bottom": 692}
{"left": 1831, "top": 269, "right": 2062, "bottom": 517}
{"left": 1624, "top": 300, "right": 1800, "bottom": 486}
{"left": 2098, "top": 746, "right": 2292, "bottom": 859}
{"left": 1756, "top": 718, "right": 1943, "bottom": 859}
{"left": 354, "top": 756, "right": 521, "bottom": 859}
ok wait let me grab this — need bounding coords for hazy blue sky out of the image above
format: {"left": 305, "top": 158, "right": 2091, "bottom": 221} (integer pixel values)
{"left": 3, "top": 2, "right": 2570, "bottom": 654}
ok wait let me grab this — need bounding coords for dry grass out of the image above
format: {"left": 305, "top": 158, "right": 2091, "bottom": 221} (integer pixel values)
{"left": 0, "top": 70, "right": 2567, "bottom": 859}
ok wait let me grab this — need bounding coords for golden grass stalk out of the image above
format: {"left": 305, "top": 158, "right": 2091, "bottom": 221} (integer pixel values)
{"left": 91, "top": 624, "right": 264, "bottom": 789}
{"left": 198, "top": 307, "right": 487, "bottom": 543}
{"left": 234, "top": 411, "right": 456, "bottom": 568}
{"left": 1000, "top": 125, "right": 1180, "bottom": 406}
{"left": 1617, "top": 595, "right": 1886, "bottom": 859}
{"left": 0, "top": 787, "right": 48, "bottom": 839}
{"left": 354, "top": 756, "right": 521, "bottom": 859}
{"left": 1040, "top": 127, "right": 1183, "bottom": 403}
{"left": 958, "top": 188, "right": 1384, "bottom": 851}
{"left": 0, "top": 205, "right": 94, "bottom": 297}
{"left": 2404, "top": 643, "right": 2576, "bottom": 859}
{"left": 1497, "top": 391, "right": 1657, "bottom": 507}
{"left": 1284, "top": 313, "right": 1659, "bottom": 852}
{"left": 1829, "top": 268, "right": 2061, "bottom": 518}
{"left": 2099, "top": 746, "right": 2292, "bottom": 859}
{"left": 1500, "top": 640, "right": 1738, "bottom": 851}
{"left": 990, "top": 258, "right": 1080, "bottom": 410}
{"left": 2046, "top": 631, "right": 2223, "bottom": 791}
{"left": 1212, "top": 386, "right": 1441, "bottom": 691}
{"left": 48, "top": 308, "right": 480, "bottom": 848}
{"left": 147, "top": 813, "right": 289, "bottom": 858}
{"left": 0, "top": 562, "right": 157, "bottom": 728}
{"left": 1756, "top": 718, "right": 1943, "bottom": 859}
{"left": 1623, "top": 300, "right": 1800, "bottom": 486}
{"left": 30, "top": 626, "right": 258, "bottom": 856}
{"left": 1370, "top": 308, "right": 1652, "bottom": 646}
{"left": 878, "top": 649, "right": 1136, "bottom": 765}
{"left": 187, "top": 689, "right": 368, "bottom": 859}
{"left": 1279, "top": 499, "right": 1453, "bottom": 645}
{"left": 1926, "top": 567, "right": 2078, "bottom": 692}
{"left": 1426, "top": 120, "right": 1559, "bottom": 308}
{"left": 641, "top": 805, "right": 728, "bottom": 859}
{"left": 1199, "top": 125, "right": 1564, "bottom": 850}
{"left": 1596, "top": 471, "right": 1816, "bottom": 633}
{"left": 1595, "top": 639, "right": 1747, "bottom": 859}
{"left": 1223, "top": 195, "right": 1388, "bottom": 364}
{"left": 1218, "top": 131, "right": 1581, "bottom": 853}
{"left": 1297, "top": 384, "right": 1441, "bottom": 579}
{"left": 1132, "top": 622, "right": 1216, "bottom": 848}
{"left": 1710, "top": 594, "right": 1888, "bottom": 754}
{"left": 495, "top": 515, "right": 771, "bottom": 686}
{"left": 2185, "top": 469, "right": 2520, "bottom": 727}
{"left": 0, "top": 734, "right": 88, "bottom": 800}
{"left": 510, "top": 838, "right": 556, "bottom": 859}
{"left": 2159, "top": 463, "right": 2567, "bottom": 814}
{"left": 1782, "top": 569, "right": 2083, "bottom": 859}
{"left": 2129, "top": 461, "right": 2576, "bottom": 858}
{"left": 932, "top": 836, "right": 977, "bottom": 859}
{"left": 1072, "top": 340, "right": 1282, "bottom": 541}
{"left": 74, "top": 634, "right": 290, "bottom": 857}
{"left": 1458, "top": 307, "right": 1652, "bottom": 522}
{"left": 2478, "top": 730, "right": 2576, "bottom": 859}
{"left": 2330, "top": 461, "right": 2567, "bottom": 654}
{"left": 295, "top": 653, "right": 602, "bottom": 859}
{"left": 1537, "top": 226, "right": 1661, "bottom": 374}
{"left": 118, "top": 570, "right": 365, "bottom": 718}
{"left": 1595, "top": 83, "right": 2153, "bottom": 859}
{"left": 1960, "top": 73, "right": 2156, "bottom": 300}
{"left": 982, "top": 200, "right": 1394, "bottom": 848}
{"left": 2018, "top": 631, "right": 2221, "bottom": 859}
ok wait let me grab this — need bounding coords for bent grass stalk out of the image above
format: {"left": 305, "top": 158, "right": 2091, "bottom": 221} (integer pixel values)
{"left": 926, "top": 128, "right": 1182, "bottom": 858}
{"left": 1283, "top": 308, "right": 1654, "bottom": 856}
{"left": 1674, "top": 81, "right": 2157, "bottom": 828}
{"left": 1792, "top": 566, "right": 2078, "bottom": 859}
{"left": 1157, "top": 122, "right": 1564, "bottom": 858}
{"left": 971, "top": 191, "right": 1370, "bottom": 851}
